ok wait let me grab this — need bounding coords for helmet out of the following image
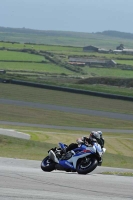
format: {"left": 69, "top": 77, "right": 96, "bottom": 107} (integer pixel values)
{"left": 90, "top": 131, "right": 100, "bottom": 140}
{"left": 97, "top": 131, "right": 102, "bottom": 136}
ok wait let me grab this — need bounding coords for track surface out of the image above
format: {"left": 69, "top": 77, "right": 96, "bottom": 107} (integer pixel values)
{"left": 1, "top": 122, "right": 133, "bottom": 134}
{"left": 0, "top": 158, "right": 133, "bottom": 200}
{"left": 0, "top": 128, "right": 30, "bottom": 139}
{"left": 0, "top": 98, "right": 133, "bottom": 134}
{"left": 1, "top": 98, "right": 133, "bottom": 121}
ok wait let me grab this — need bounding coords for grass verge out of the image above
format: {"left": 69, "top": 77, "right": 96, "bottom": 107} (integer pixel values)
{"left": 0, "top": 103, "right": 133, "bottom": 129}
{"left": 0, "top": 127, "right": 133, "bottom": 169}
{"left": 101, "top": 172, "right": 133, "bottom": 176}
{"left": 1, "top": 83, "right": 133, "bottom": 114}
{"left": 0, "top": 134, "right": 54, "bottom": 160}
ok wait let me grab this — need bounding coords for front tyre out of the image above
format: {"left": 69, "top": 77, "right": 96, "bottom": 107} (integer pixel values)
{"left": 76, "top": 157, "right": 98, "bottom": 174}
{"left": 41, "top": 156, "right": 55, "bottom": 172}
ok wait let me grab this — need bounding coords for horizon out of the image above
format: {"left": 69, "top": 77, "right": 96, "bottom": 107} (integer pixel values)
{"left": 1, "top": 26, "right": 133, "bottom": 35}
{"left": 1, "top": 0, "right": 133, "bottom": 34}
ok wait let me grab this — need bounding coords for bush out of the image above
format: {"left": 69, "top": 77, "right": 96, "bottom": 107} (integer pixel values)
{"left": 77, "top": 77, "right": 133, "bottom": 87}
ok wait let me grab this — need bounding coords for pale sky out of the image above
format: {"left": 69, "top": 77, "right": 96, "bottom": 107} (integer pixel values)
{"left": 0, "top": 0, "right": 133, "bottom": 33}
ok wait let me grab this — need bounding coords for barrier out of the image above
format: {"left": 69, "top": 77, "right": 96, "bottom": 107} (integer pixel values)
{"left": 1, "top": 79, "right": 133, "bottom": 101}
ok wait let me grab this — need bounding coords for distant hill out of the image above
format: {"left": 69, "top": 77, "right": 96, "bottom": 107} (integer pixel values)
{"left": 1, "top": 27, "right": 133, "bottom": 49}
{"left": 0, "top": 26, "right": 98, "bottom": 37}
{"left": 97, "top": 30, "right": 133, "bottom": 40}
{"left": 1, "top": 27, "right": 133, "bottom": 39}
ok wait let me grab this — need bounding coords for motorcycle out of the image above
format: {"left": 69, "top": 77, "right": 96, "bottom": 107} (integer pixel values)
{"left": 41, "top": 142, "right": 106, "bottom": 174}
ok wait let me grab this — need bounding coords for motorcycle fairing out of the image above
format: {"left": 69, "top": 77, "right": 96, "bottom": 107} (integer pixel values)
{"left": 48, "top": 150, "right": 59, "bottom": 163}
{"left": 59, "top": 145, "right": 97, "bottom": 169}
{"left": 59, "top": 160, "right": 75, "bottom": 170}
{"left": 59, "top": 142, "right": 66, "bottom": 150}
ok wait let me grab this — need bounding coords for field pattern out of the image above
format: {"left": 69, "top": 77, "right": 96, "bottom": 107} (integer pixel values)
{"left": 0, "top": 41, "right": 133, "bottom": 92}
{"left": 0, "top": 50, "right": 45, "bottom": 61}
{"left": 0, "top": 62, "right": 73, "bottom": 74}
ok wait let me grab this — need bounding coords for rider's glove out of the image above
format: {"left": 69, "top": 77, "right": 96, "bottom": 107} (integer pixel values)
{"left": 76, "top": 138, "right": 83, "bottom": 144}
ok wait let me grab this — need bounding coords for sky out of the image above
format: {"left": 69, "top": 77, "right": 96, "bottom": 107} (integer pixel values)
{"left": 0, "top": 0, "right": 133, "bottom": 33}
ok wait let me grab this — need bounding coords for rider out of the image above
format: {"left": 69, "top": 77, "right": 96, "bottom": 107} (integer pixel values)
{"left": 61, "top": 131, "right": 104, "bottom": 165}
{"left": 64, "top": 131, "right": 104, "bottom": 153}
{"left": 97, "top": 131, "right": 104, "bottom": 148}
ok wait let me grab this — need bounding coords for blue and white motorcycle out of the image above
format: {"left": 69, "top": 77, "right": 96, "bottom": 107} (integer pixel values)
{"left": 41, "top": 142, "right": 106, "bottom": 174}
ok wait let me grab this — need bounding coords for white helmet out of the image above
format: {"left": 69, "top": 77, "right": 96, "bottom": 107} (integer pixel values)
{"left": 97, "top": 131, "right": 102, "bottom": 136}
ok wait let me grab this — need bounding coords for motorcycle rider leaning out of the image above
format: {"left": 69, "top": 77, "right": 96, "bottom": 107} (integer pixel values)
{"left": 61, "top": 131, "right": 105, "bottom": 165}
{"left": 65, "top": 131, "right": 104, "bottom": 152}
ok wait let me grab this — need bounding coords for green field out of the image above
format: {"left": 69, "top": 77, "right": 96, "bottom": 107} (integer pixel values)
{"left": 83, "top": 67, "right": 133, "bottom": 78}
{"left": 0, "top": 42, "right": 82, "bottom": 52}
{"left": 66, "top": 84, "right": 133, "bottom": 97}
{"left": 0, "top": 50, "right": 45, "bottom": 61}
{"left": 116, "top": 60, "right": 133, "bottom": 65}
{"left": 1, "top": 28, "right": 133, "bottom": 49}
{"left": 1, "top": 41, "right": 133, "bottom": 58}
{"left": 0, "top": 42, "right": 133, "bottom": 96}
{"left": 2, "top": 58, "right": 133, "bottom": 78}
{"left": 0, "top": 62, "right": 73, "bottom": 74}
{"left": 1, "top": 103, "right": 133, "bottom": 129}
{"left": 1, "top": 84, "right": 133, "bottom": 114}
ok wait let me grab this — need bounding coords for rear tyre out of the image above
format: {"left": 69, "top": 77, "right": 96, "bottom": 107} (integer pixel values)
{"left": 41, "top": 156, "right": 55, "bottom": 172}
{"left": 76, "top": 157, "right": 98, "bottom": 174}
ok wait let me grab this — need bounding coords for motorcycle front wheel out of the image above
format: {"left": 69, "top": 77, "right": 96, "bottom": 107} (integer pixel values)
{"left": 76, "top": 157, "right": 98, "bottom": 174}
{"left": 41, "top": 156, "right": 56, "bottom": 172}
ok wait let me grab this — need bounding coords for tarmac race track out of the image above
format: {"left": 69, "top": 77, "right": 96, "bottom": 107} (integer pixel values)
{"left": 1, "top": 98, "right": 133, "bottom": 121}
{"left": 0, "top": 98, "right": 133, "bottom": 134}
{"left": 0, "top": 158, "right": 133, "bottom": 200}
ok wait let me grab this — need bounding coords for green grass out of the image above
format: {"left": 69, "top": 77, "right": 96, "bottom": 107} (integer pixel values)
{"left": 67, "top": 51, "right": 133, "bottom": 59}
{"left": 0, "top": 62, "right": 73, "bottom": 74}
{"left": 1, "top": 43, "right": 133, "bottom": 97}
{"left": 0, "top": 134, "right": 54, "bottom": 160}
{"left": 2, "top": 31, "right": 133, "bottom": 49}
{"left": 83, "top": 67, "right": 133, "bottom": 78}
{"left": 0, "top": 42, "right": 82, "bottom": 52}
{"left": 1, "top": 83, "right": 133, "bottom": 114}
{"left": 1, "top": 41, "right": 133, "bottom": 62}
{"left": 0, "top": 50, "right": 45, "bottom": 61}
{"left": 0, "top": 103, "right": 133, "bottom": 129}
{"left": 1, "top": 42, "right": 133, "bottom": 60}
{"left": 65, "top": 83, "right": 133, "bottom": 97}
{"left": 22, "top": 129, "right": 133, "bottom": 157}
{"left": 101, "top": 172, "right": 133, "bottom": 176}
{"left": 116, "top": 60, "right": 133, "bottom": 65}
{"left": 0, "top": 42, "right": 132, "bottom": 59}
{"left": 103, "top": 153, "right": 133, "bottom": 169}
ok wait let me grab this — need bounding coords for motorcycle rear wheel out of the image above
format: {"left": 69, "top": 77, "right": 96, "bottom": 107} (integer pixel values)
{"left": 41, "top": 156, "right": 55, "bottom": 172}
{"left": 76, "top": 157, "right": 98, "bottom": 174}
